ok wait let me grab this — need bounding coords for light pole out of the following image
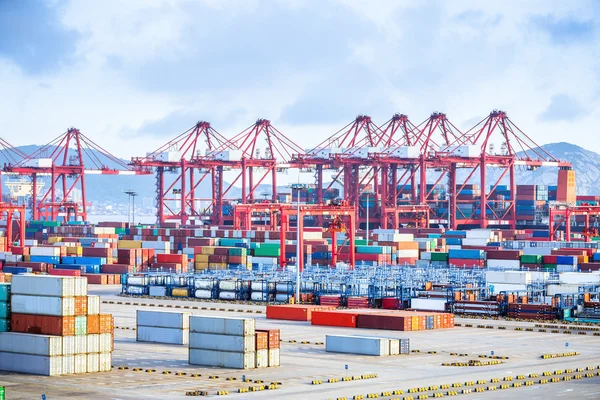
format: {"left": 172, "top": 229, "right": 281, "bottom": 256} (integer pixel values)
{"left": 125, "top": 191, "right": 138, "bottom": 226}
{"left": 291, "top": 182, "right": 307, "bottom": 303}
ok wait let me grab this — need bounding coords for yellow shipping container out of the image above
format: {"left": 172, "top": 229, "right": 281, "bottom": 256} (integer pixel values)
{"left": 208, "top": 263, "right": 227, "bottom": 270}
{"left": 411, "top": 316, "right": 420, "bottom": 331}
{"left": 201, "top": 247, "right": 215, "bottom": 255}
{"left": 195, "top": 254, "right": 209, "bottom": 262}
{"left": 48, "top": 237, "right": 63, "bottom": 244}
{"left": 66, "top": 246, "right": 83, "bottom": 256}
{"left": 118, "top": 240, "right": 142, "bottom": 249}
{"left": 195, "top": 261, "right": 209, "bottom": 269}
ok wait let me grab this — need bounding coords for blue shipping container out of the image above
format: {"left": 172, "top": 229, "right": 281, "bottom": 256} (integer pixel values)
{"left": 448, "top": 249, "right": 485, "bottom": 260}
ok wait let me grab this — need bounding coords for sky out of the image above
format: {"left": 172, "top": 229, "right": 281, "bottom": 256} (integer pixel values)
{"left": 0, "top": 0, "right": 599, "bottom": 161}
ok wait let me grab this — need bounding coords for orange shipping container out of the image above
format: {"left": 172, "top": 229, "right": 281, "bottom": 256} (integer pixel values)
{"left": 75, "top": 296, "right": 88, "bottom": 316}
{"left": 87, "top": 314, "right": 100, "bottom": 334}
{"left": 256, "top": 329, "right": 280, "bottom": 349}
{"left": 255, "top": 331, "right": 268, "bottom": 350}
{"left": 311, "top": 310, "right": 357, "bottom": 328}
{"left": 99, "top": 314, "right": 114, "bottom": 334}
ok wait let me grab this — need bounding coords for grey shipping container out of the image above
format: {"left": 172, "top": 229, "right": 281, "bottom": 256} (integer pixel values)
{"left": 137, "top": 326, "right": 189, "bottom": 345}
{"left": 190, "top": 332, "right": 255, "bottom": 352}
{"left": 189, "top": 348, "right": 255, "bottom": 369}
{"left": 149, "top": 286, "right": 167, "bottom": 297}
{"left": 400, "top": 338, "right": 410, "bottom": 354}
{"left": 0, "top": 352, "right": 63, "bottom": 376}
{"left": 137, "top": 310, "right": 191, "bottom": 329}
{"left": 326, "top": 335, "right": 390, "bottom": 356}
{"left": 190, "top": 316, "right": 255, "bottom": 336}
{"left": 0, "top": 332, "right": 62, "bottom": 356}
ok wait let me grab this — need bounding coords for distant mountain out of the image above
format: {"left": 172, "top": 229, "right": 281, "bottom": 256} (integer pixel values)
{"left": 512, "top": 142, "right": 600, "bottom": 195}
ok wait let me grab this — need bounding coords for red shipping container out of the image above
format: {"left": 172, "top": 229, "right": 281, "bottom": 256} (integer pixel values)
{"left": 448, "top": 259, "right": 485, "bottom": 268}
{"left": 101, "top": 264, "right": 133, "bottom": 274}
{"left": 11, "top": 314, "right": 76, "bottom": 336}
{"left": 82, "top": 247, "right": 111, "bottom": 258}
{"left": 542, "top": 255, "right": 558, "bottom": 264}
{"left": 486, "top": 250, "right": 522, "bottom": 260}
{"left": 382, "top": 298, "right": 402, "bottom": 310}
{"left": 49, "top": 269, "right": 81, "bottom": 277}
{"left": 311, "top": 310, "right": 357, "bottom": 328}
{"left": 266, "top": 305, "right": 334, "bottom": 321}
{"left": 82, "top": 273, "right": 107, "bottom": 285}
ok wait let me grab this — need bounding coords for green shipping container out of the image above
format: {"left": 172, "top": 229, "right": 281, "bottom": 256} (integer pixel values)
{"left": 520, "top": 255, "right": 542, "bottom": 264}
{"left": 75, "top": 316, "right": 87, "bottom": 336}
{"left": 431, "top": 252, "right": 449, "bottom": 262}
{"left": 0, "top": 319, "right": 9, "bottom": 332}
{"left": 228, "top": 247, "right": 247, "bottom": 256}
{"left": 0, "top": 302, "right": 9, "bottom": 319}
{"left": 0, "top": 284, "right": 10, "bottom": 302}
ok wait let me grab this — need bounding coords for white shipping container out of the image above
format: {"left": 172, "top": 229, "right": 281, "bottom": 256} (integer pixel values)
{"left": 137, "top": 310, "right": 191, "bottom": 329}
{"left": 488, "top": 283, "right": 528, "bottom": 295}
{"left": 388, "top": 339, "right": 400, "bottom": 355}
{"left": 190, "top": 316, "right": 255, "bottom": 336}
{"left": 0, "top": 332, "right": 62, "bottom": 356}
{"left": 5, "top": 254, "right": 22, "bottom": 263}
{"left": 486, "top": 271, "right": 531, "bottom": 285}
{"left": 87, "top": 353, "right": 100, "bottom": 373}
{"left": 0, "top": 352, "right": 63, "bottom": 376}
{"left": 397, "top": 250, "right": 419, "bottom": 258}
{"left": 546, "top": 284, "right": 582, "bottom": 296}
{"left": 465, "top": 229, "right": 493, "bottom": 239}
{"left": 11, "top": 295, "right": 75, "bottom": 316}
{"left": 99, "top": 333, "right": 112, "bottom": 353}
{"left": 486, "top": 259, "right": 521, "bottom": 270}
{"left": 62, "top": 355, "right": 75, "bottom": 375}
{"left": 189, "top": 348, "right": 255, "bottom": 370}
{"left": 75, "top": 277, "right": 88, "bottom": 296}
{"left": 326, "top": 335, "right": 390, "bottom": 356}
{"left": 268, "top": 348, "right": 280, "bottom": 367}
{"left": 87, "top": 334, "right": 100, "bottom": 354}
{"left": 256, "top": 349, "right": 268, "bottom": 368}
{"left": 87, "top": 295, "right": 100, "bottom": 315}
{"left": 29, "top": 246, "right": 61, "bottom": 257}
{"left": 74, "top": 336, "right": 87, "bottom": 354}
{"left": 189, "top": 332, "right": 255, "bottom": 352}
{"left": 99, "top": 352, "right": 112, "bottom": 372}
{"left": 462, "top": 238, "right": 489, "bottom": 247}
{"left": 74, "top": 353, "right": 87, "bottom": 374}
{"left": 559, "top": 272, "right": 600, "bottom": 285}
{"left": 410, "top": 298, "right": 446, "bottom": 311}
{"left": 11, "top": 275, "right": 75, "bottom": 297}
{"left": 62, "top": 336, "right": 75, "bottom": 355}
{"left": 137, "top": 326, "right": 189, "bottom": 345}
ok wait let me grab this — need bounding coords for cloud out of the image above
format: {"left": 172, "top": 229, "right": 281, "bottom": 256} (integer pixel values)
{"left": 531, "top": 14, "right": 594, "bottom": 45}
{"left": 1, "top": 0, "right": 600, "bottom": 161}
{"left": 0, "top": 1, "right": 80, "bottom": 75}
{"left": 539, "top": 94, "right": 588, "bottom": 121}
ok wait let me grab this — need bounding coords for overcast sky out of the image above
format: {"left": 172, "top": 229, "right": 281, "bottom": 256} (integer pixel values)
{"left": 0, "top": 0, "right": 598, "bottom": 159}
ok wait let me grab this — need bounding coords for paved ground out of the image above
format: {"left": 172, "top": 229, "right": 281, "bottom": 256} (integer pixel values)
{"left": 0, "top": 285, "right": 599, "bottom": 399}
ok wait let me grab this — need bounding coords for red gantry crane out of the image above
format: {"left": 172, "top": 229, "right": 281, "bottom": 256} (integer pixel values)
{"left": 291, "top": 116, "right": 393, "bottom": 229}
{"left": 130, "top": 121, "right": 232, "bottom": 225}
{"left": 4, "top": 128, "right": 151, "bottom": 221}
{"left": 441, "top": 110, "right": 572, "bottom": 229}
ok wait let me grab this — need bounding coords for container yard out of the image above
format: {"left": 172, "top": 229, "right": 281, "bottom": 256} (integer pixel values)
{"left": 0, "top": 95, "right": 599, "bottom": 399}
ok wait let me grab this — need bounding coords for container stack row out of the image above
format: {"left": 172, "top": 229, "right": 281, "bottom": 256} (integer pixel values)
{"left": 0, "top": 275, "right": 114, "bottom": 376}
{"left": 188, "top": 316, "right": 279, "bottom": 370}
